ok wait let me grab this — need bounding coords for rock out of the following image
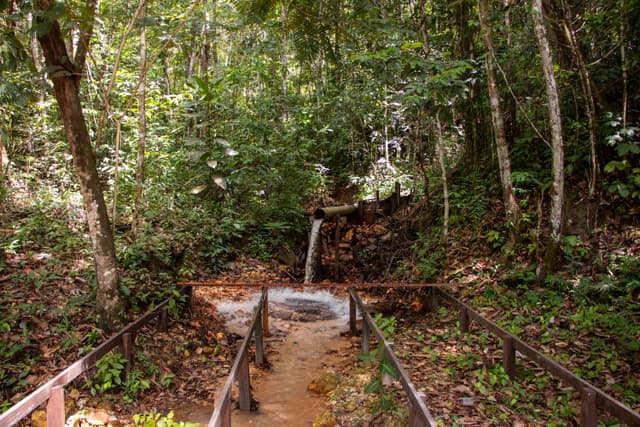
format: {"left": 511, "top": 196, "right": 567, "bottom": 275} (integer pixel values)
{"left": 30, "top": 410, "right": 47, "bottom": 427}
{"left": 308, "top": 371, "right": 339, "bottom": 395}
{"left": 312, "top": 411, "right": 337, "bottom": 427}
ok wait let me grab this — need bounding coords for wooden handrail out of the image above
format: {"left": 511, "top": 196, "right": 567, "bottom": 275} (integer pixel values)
{"left": 208, "top": 287, "right": 268, "bottom": 427}
{"left": 435, "top": 289, "right": 640, "bottom": 427}
{"left": 349, "top": 288, "right": 437, "bottom": 427}
{"left": 0, "top": 300, "right": 170, "bottom": 427}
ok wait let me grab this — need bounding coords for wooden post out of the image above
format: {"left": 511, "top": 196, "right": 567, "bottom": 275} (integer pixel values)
{"left": 349, "top": 289, "right": 357, "bottom": 336}
{"left": 460, "top": 308, "right": 469, "bottom": 333}
{"left": 121, "top": 332, "right": 133, "bottom": 381}
{"left": 255, "top": 307, "right": 264, "bottom": 367}
{"left": 222, "top": 389, "right": 232, "bottom": 427}
{"left": 214, "top": 388, "right": 232, "bottom": 427}
{"left": 503, "top": 336, "right": 516, "bottom": 379}
{"left": 362, "top": 318, "right": 370, "bottom": 354}
{"left": 394, "top": 181, "right": 401, "bottom": 213}
{"left": 262, "top": 290, "right": 270, "bottom": 338}
{"left": 182, "top": 285, "right": 193, "bottom": 307}
{"left": 427, "top": 287, "right": 438, "bottom": 312}
{"left": 47, "top": 385, "right": 65, "bottom": 427}
{"left": 237, "top": 352, "right": 251, "bottom": 411}
{"left": 408, "top": 392, "right": 428, "bottom": 427}
{"left": 159, "top": 307, "right": 168, "bottom": 332}
{"left": 581, "top": 387, "right": 597, "bottom": 427}
{"left": 334, "top": 217, "right": 341, "bottom": 281}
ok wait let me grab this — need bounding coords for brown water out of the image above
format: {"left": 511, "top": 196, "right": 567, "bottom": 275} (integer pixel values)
{"left": 232, "top": 317, "right": 353, "bottom": 426}
{"left": 170, "top": 290, "right": 353, "bottom": 426}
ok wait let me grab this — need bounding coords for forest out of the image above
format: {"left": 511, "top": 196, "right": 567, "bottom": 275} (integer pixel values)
{"left": 1, "top": 0, "right": 639, "bottom": 425}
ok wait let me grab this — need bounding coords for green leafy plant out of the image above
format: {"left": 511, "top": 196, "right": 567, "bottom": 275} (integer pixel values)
{"left": 87, "top": 352, "right": 127, "bottom": 395}
{"left": 123, "top": 370, "right": 151, "bottom": 403}
{"left": 358, "top": 314, "right": 401, "bottom": 415}
{"left": 133, "top": 410, "right": 199, "bottom": 427}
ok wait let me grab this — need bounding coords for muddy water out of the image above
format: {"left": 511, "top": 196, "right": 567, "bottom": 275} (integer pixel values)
{"left": 232, "top": 317, "right": 352, "bottom": 426}
{"left": 170, "top": 289, "right": 354, "bottom": 426}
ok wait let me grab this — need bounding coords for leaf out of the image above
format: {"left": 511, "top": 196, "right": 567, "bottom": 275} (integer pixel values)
{"left": 215, "top": 138, "right": 230, "bottom": 147}
{"left": 189, "top": 184, "right": 207, "bottom": 194}
{"left": 213, "top": 176, "right": 227, "bottom": 190}
{"left": 207, "top": 160, "right": 218, "bottom": 169}
{"left": 225, "top": 148, "right": 239, "bottom": 156}
{"left": 188, "top": 150, "right": 206, "bottom": 162}
{"left": 364, "top": 379, "right": 382, "bottom": 394}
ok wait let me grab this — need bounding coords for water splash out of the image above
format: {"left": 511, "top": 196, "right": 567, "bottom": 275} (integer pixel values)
{"left": 304, "top": 218, "right": 324, "bottom": 284}
{"left": 216, "top": 287, "right": 348, "bottom": 324}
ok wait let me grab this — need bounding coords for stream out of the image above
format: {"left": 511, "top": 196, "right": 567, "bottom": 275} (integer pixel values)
{"left": 176, "top": 288, "right": 353, "bottom": 426}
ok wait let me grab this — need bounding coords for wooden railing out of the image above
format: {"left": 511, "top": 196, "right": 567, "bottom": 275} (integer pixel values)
{"left": 349, "top": 288, "right": 438, "bottom": 427}
{"left": 0, "top": 299, "right": 169, "bottom": 427}
{"left": 208, "top": 287, "right": 267, "bottom": 427}
{"left": 434, "top": 289, "right": 640, "bottom": 427}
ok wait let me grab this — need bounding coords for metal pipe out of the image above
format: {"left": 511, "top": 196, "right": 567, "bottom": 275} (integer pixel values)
{"left": 313, "top": 204, "right": 357, "bottom": 220}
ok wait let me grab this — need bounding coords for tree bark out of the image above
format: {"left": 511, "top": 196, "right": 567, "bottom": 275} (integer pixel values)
{"left": 133, "top": 2, "right": 147, "bottom": 236}
{"left": 478, "top": 0, "right": 520, "bottom": 232}
{"left": 531, "top": 0, "right": 565, "bottom": 276}
{"left": 36, "top": 0, "right": 124, "bottom": 332}
{"left": 435, "top": 110, "right": 449, "bottom": 246}
{"left": 560, "top": 1, "right": 598, "bottom": 197}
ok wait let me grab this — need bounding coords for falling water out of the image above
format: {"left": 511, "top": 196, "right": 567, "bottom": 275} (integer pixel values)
{"left": 304, "top": 218, "right": 324, "bottom": 284}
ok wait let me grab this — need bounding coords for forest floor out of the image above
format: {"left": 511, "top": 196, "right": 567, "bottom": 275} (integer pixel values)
{"left": 1, "top": 199, "right": 639, "bottom": 426}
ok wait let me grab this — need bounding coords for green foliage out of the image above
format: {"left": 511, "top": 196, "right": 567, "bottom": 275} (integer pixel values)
{"left": 412, "top": 229, "right": 446, "bottom": 281}
{"left": 357, "top": 314, "right": 401, "bottom": 415}
{"left": 88, "top": 352, "right": 127, "bottom": 395}
{"left": 603, "top": 114, "right": 640, "bottom": 203}
{"left": 473, "top": 365, "right": 510, "bottom": 395}
{"left": 133, "top": 410, "right": 199, "bottom": 427}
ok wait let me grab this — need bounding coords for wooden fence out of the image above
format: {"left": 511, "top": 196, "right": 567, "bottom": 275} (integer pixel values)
{"left": 208, "top": 287, "right": 267, "bottom": 427}
{"left": 349, "top": 288, "right": 438, "bottom": 427}
{"left": 0, "top": 300, "right": 169, "bottom": 427}
{"left": 434, "top": 289, "right": 640, "bottom": 427}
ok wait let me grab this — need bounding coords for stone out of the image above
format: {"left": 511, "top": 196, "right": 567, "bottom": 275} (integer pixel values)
{"left": 312, "top": 411, "right": 337, "bottom": 427}
{"left": 308, "top": 371, "right": 339, "bottom": 395}
{"left": 30, "top": 410, "right": 47, "bottom": 427}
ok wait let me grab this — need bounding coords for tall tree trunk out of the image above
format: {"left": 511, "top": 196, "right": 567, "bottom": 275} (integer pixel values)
{"left": 36, "top": 0, "right": 124, "bottom": 332}
{"left": 478, "top": 0, "right": 520, "bottom": 233}
{"left": 560, "top": 1, "right": 598, "bottom": 197}
{"left": 531, "top": 0, "right": 565, "bottom": 276}
{"left": 133, "top": 2, "right": 147, "bottom": 236}
{"left": 435, "top": 110, "right": 449, "bottom": 246}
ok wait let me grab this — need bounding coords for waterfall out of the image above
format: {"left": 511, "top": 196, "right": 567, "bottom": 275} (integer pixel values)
{"left": 303, "top": 218, "right": 324, "bottom": 284}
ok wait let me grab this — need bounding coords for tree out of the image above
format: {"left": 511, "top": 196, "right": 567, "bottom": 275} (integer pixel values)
{"left": 478, "top": 0, "right": 520, "bottom": 236}
{"left": 35, "top": 0, "right": 124, "bottom": 332}
{"left": 531, "top": 0, "right": 565, "bottom": 276}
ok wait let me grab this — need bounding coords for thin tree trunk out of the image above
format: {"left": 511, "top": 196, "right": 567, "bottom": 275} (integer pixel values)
{"left": 531, "top": 0, "right": 565, "bottom": 276}
{"left": 36, "top": 0, "right": 124, "bottom": 332}
{"left": 560, "top": 1, "right": 598, "bottom": 197}
{"left": 478, "top": 0, "right": 520, "bottom": 232}
{"left": 133, "top": 2, "right": 147, "bottom": 236}
{"left": 620, "top": 0, "right": 628, "bottom": 128}
{"left": 435, "top": 110, "right": 449, "bottom": 246}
